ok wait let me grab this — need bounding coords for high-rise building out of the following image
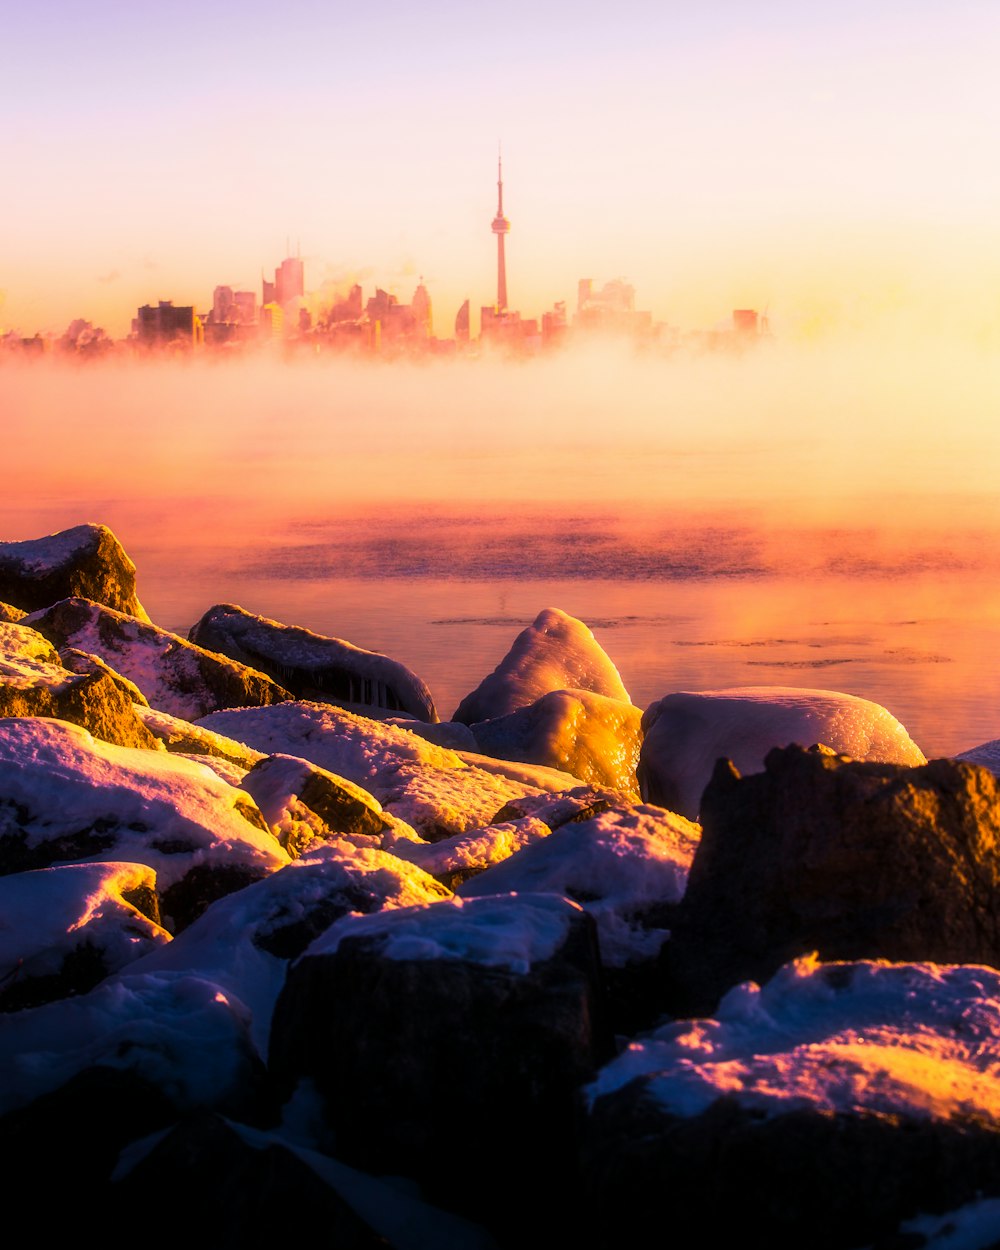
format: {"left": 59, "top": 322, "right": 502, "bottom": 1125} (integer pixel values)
{"left": 492, "top": 150, "right": 510, "bottom": 312}
{"left": 275, "top": 256, "right": 304, "bottom": 308}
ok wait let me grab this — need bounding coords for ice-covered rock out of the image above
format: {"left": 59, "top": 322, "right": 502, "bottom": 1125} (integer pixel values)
{"left": 0, "top": 523, "right": 149, "bottom": 620}
{"left": 0, "top": 861, "right": 170, "bottom": 1011}
{"left": 0, "top": 621, "right": 160, "bottom": 750}
{"left": 134, "top": 704, "right": 266, "bottom": 769}
{"left": 190, "top": 602, "right": 437, "bottom": 722}
{"left": 638, "top": 685, "right": 926, "bottom": 819}
{"left": 199, "top": 701, "right": 546, "bottom": 840}
{"left": 269, "top": 892, "right": 612, "bottom": 1240}
{"left": 26, "top": 597, "right": 292, "bottom": 720}
{"left": 129, "top": 841, "right": 449, "bottom": 1058}
{"left": 239, "top": 753, "right": 391, "bottom": 857}
{"left": 469, "top": 687, "right": 643, "bottom": 797}
{"left": 669, "top": 744, "right": 1000, "bottom": 1014}
{"left": 452, "top": 607, "right": 631, "bottom": 724}
{"left": 0, "top": 718, "right": 288, "bottom": 930}
{"left": 582, "top": 955, "right": 1000, "bottom": 1250}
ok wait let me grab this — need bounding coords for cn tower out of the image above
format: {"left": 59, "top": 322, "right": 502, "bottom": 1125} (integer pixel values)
{"left": 492, "top": 149, "right": 510, "bottom": 311}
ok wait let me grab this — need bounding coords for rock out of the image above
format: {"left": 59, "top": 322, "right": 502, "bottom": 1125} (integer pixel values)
{"left": 469, "top": 687, "right": 643, "bottom": 797}
{"left": 0, "top": 602, "right": 26, "bottom": 623}
{"left": 130, "top": 841, "right": 450, "bottom": 1058}
{"left": 0, "top": 862, "right": 169, "bottom": 1011}
{"left": 26, "top": 597, "right": 293, "bottom": 720}
{"left": 582, "top": 956, "right": 1000, "bottom": 1250}
{"left": 240, "top": 753, "right": 390, "bottom": 857}
{"left": 453, "top": 747, "right": 583, "bottom": 792}
{"left": 269, "top": 892, "right": 613, "bottom": 1239}
{"left": 491, "top": 784, "right": 625, "bottom": 829}
{"left": 955, "top": 738, "right": 1000, "bottom": 776}
{"left": 0, "top": 523, "right": 149, "bottom": 620}
{"left": 453, "top": 607, "right": 631, "bottom": 724}
{"left": 669, "top": 744, "right": 1000, "bottom": 1015}
{"left": 638, "top": 686, "right": 927, "bottom": 819}
{"left": 189, "top": 602, "right": 437, "bottom": 722}
{"left": 135, "top": 705, "right": 266, "bottom": 769}
{"left": 58, "top": 645, "right": 150, "bottom": 705}
{"left": 199, "top": 701, "right": 547, "bottom": 841}
{"left": 0, "top": 621, "right": 161, "bottom": 750}
{"left": 461, "top": 802, "right": 700, "bottom": 1031}
{"left": 0, "top": 718, "right": 287, "bottom": 931}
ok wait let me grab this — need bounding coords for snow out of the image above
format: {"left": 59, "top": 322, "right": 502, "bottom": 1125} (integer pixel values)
{"left": 453, "top": 749, "right": 582, "bottom": 792}
{"left": 308, "top": 892, "right": 584, "bottom": 975}
{"left": 459, "top": 804, "right": 700, "bottom": 966}
{"left": 892, "top": 1198, "right": 1000, "bottom": 1250}
{"left": 955, "top": 740, "right": 1000, "bottom": 776}
{"left": 0, "top": 717, "right": 287, "bottom": 891}
{"left": 127, "top": 841, "right": 449, "bottom": 1057}
{"left": 392, "top": 816, "right": 552, "bottom": 882}
{"left": 0, "top": 620, "right": 61, "bottom": 667}
{"left": 586, "top": 954, "right": 1000, "bottom": 1123}
{"left": 639, "top": 686, "right": 927, "bottom": 818}
{"left": 198, "top": 701, "right": 545, "bottom": 837}
{"left": 0, "top": 524, "right": 101, "bottom": 576}
{"left": 452, "top": 607, "right": 632, "bottom": 724}
{"left": 0, "top": 970, "right": 258, "bottom": 1115}
{"left": 135, "top": 704, "right": 266, "bottom": 769}
{"left": 0, "top": 861, "right": 170, "bottom": 985}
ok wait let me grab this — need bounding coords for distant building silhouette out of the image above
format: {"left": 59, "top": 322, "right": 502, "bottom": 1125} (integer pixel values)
{"left": 455, "top": 299, "right": 470, "bottom": 342}
{"left": 134, "top": 301, "right": 202, "bottom": 347}
{"left": 492, "top": 150, "right": 510, "bottom": 312}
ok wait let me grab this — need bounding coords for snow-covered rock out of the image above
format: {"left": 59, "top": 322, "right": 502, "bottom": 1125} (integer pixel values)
{"left": 638, "top": 685, "right": 926, "bottom": 819}
{"left": 189, "top": 602, "right": 437, "bottom": 722}
{"left": 669, "top": 744, "right": 1000, "bottom": 1014}
{"left": 0, "top": 861, "right": 170, "bottom": 1011}
{"left": 0, "top": 718, "right": 288, "bottom": 930}
{"left": 135, "top": 704, "right": 266, "bottom": 769}
{"left": 199, "top": 701, "right": 547, "bottom": 840}
{"left": 469, "top": 687, "right": 643, "bottom": 797}
{"left": 0, "top": 621, "right": 160, "bottom": 749}
{"left": 955, "top": 738, "right": 1000, "bottom": 776}
{"left": 58, "top": 645, "right": 150, "bottom": 705}
{"left": 452, "top": 607, "right": 631, "bottom": 724}
{"left": 391, "top": 816, "right": 553, "bottom": 889}
{"left": 270, "top": 892, "right": 612, "bottom": 1239}
{"left": 491, "top": 784, "right": 626, "bottom": 828}
{"left": 129, "top": 841, "right": 450, "bottom": 1058}
{"left": 0, "top": 523, "right": 149, "bottom": 620}
{"left": 26, "top": 597, "right": 292, "bottom": 720}
{"left": 582, "top": 955, "right": 1000, "bottom": 1250}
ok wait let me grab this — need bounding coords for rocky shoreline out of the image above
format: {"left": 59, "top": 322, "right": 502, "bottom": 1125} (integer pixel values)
{"left": 3, "top": 522, "right": 1000, "bottom": 1248}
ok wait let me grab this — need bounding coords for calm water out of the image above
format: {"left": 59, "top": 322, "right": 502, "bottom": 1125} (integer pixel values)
{"left": 129, "top": 530, "right": 1000, "bottom": 759}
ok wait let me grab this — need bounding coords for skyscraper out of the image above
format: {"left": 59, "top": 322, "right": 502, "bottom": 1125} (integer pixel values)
{"left": 492, "top": 150, "right": 510, "bottom": 312}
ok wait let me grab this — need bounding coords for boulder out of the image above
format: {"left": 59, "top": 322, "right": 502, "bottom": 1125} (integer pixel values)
{"left": 0, "top": 862, "right": 169, "bottom": 1011}
{"left": 199, "top": 701, "right": 547, "bottom": 840}
{"left": 0, "top": 523, "right": 149, "bottom": 620}
{"left": 469, "top": 687, "right": 643, "bottom": 797}
{"left": 490, "top": 784, "right": 626, "bottom": 829}
{"left": 58, "top": 646, "right": 150, "bottom": 705}
{"left": 391, "top": 816, "right": 553, "bottom": 890}
{"left": 189, "top": 603, "right": 437, "bottom": 722}
{"left": 453, "top": 607, "right": 631, "bottom": 724}
{"left": 0, "top": 621, "right": 160, "bottom": 750}
{"left": 582, "top": 956, "right": 1000, "bottom": 1250}
{"left": 26, "top": 597, "right": 292, "bottom": 720}
{"left": 0, "top": 718, "right": 287, "bottom": 931}
{"left": 269, "top": 893, "right": 613, "bottom": 1238}
{"left": 0, "top": 603, "right": 26, "bottom": 623}
{"left": 669, "top": 744, "right": 1000, "bottom": 1014}
{"left": 135, "top": 705, "right": 265, "bottom": 769}
{"left": 461, "top": 802, "right": 700, "bottom": 1031}
{"left": 638, "top": 686, "right": 926, "bottom": 819}
{"left": 130, "top": 841, "right": 450, "bottom": 1058}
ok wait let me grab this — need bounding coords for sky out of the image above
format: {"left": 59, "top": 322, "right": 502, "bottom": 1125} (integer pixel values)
{"left": 3, "top": 0, "right": 999, "bottom": 339}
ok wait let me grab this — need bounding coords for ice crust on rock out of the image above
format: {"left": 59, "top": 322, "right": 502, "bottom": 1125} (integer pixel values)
{"left": 452, "top": 607, "right": 631, "bottom": 724}
{"left": 639, "top": 685, "right": 926, "bottom": 818}
{"left": 586, "top": 954, "right": 1000, "bottom": 1121}
{"left": 198, "top": 701, "right": 545, "bottom": 839}
{"left": 189, "top": 602, "right": 438, "bottom": 723}
{"left": 460, "top": 803, "right": 700, "bottom": 966}
{"left": 0, "top": 523, "right": 149, "bottom": 620}
{"left": 25, "top": 597, "right": 292, "bottom": 721}
{"left": 307, "top": 892, "right": 582, "bottom": 975}
{"left": 469, "top": 687, "right": 643, "bottom": 797}
{"left": 0, "top": 717, "right": 287, "bottom": 897}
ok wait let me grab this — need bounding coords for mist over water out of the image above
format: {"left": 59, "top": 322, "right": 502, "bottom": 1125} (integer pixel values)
{"left": 4, "top": 335, "right": 1000, "bottom": 756}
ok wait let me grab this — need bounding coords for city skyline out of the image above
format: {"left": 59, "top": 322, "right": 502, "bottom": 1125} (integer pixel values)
{"left": 3, "top": 1, "right": 999, "bottom": 343}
